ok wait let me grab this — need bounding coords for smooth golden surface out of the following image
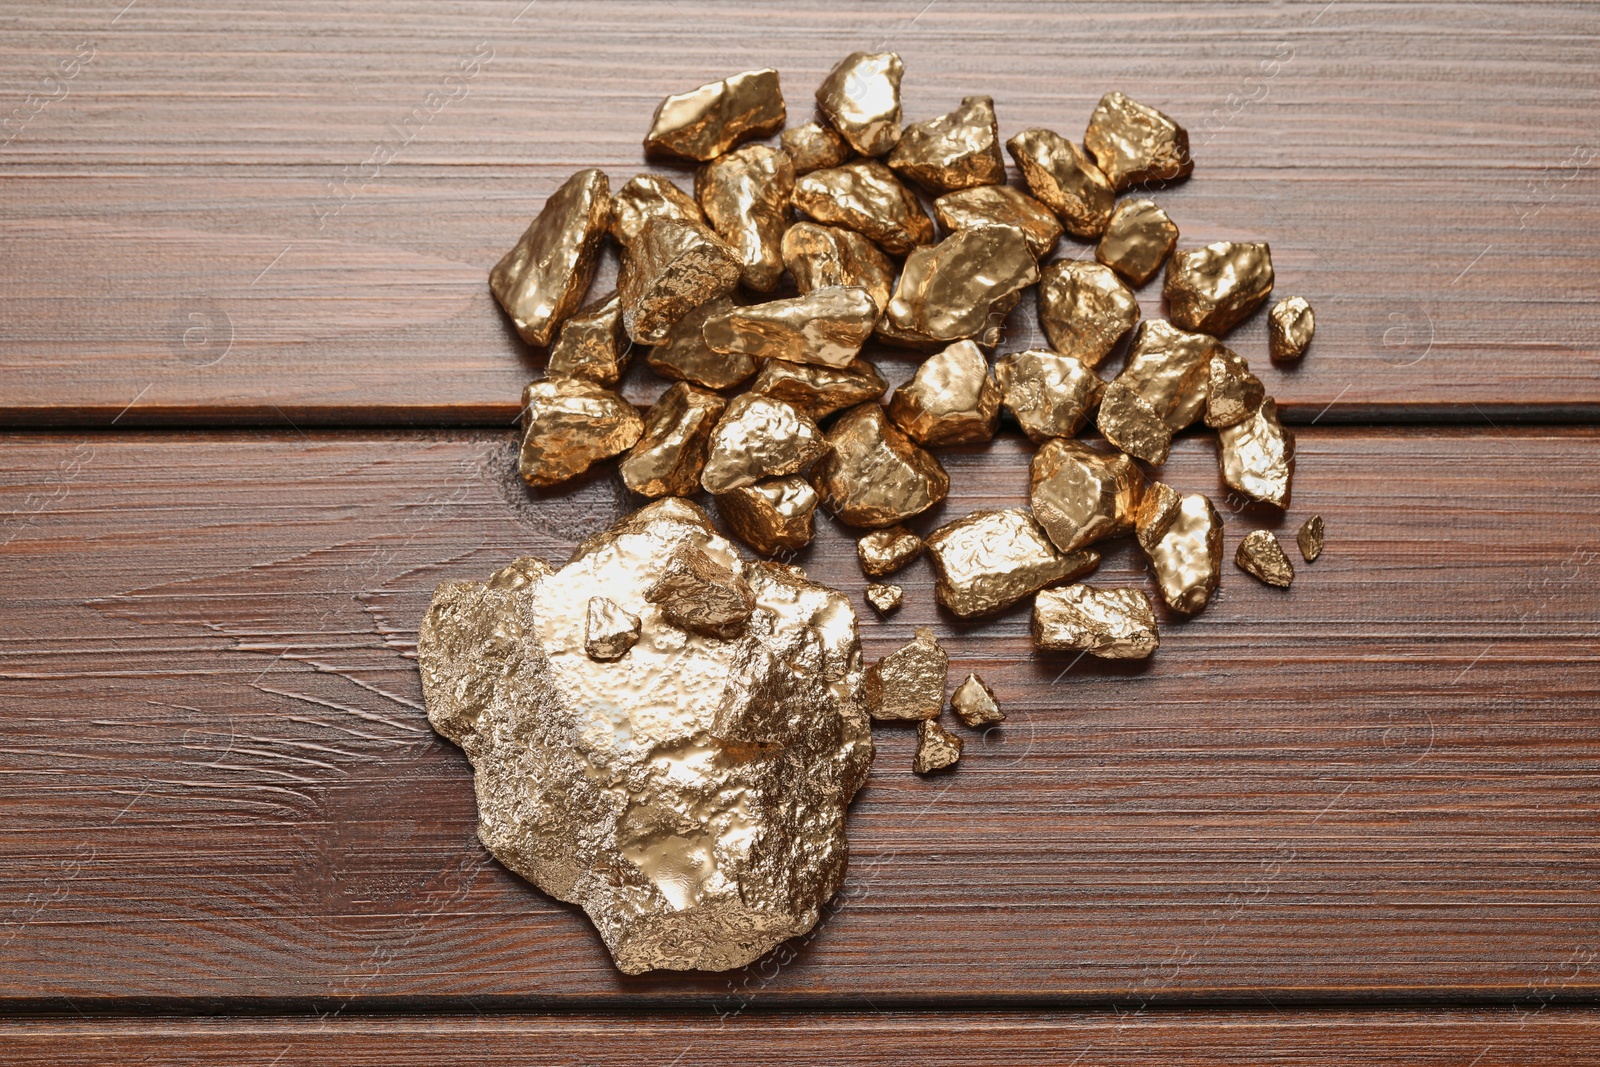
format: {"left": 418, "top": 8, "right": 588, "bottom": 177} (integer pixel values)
{"left": 881, "top": 226, "right": 1039, "bottom": 347}
{"left": 1083, "top": 91, "right": 1194, "bottom": 190}
{"left": 1204, "top": 347, "right": 1266, "bottom": 429}
{"left": 1217, "top": 397, "right": 1295, "bottom": 508}
{"left": 1096, "top": 198, "right": 1179, "bottom": 286}
{"left": 1269, "top": 295, "right": 1316, "bottom": 361}
{"left": 490, "top": 168, "right": 612, "bottom": 347}
{"left": 618, "top": 217, "right": 742, "bottom": 345}
{"left": 646, "top": 540, "right": 757, "bottom": 639}
{"left": 610, "top": 173, "right": 704, "bottom": 248}
{"left": 864, "top": 582, "right": 903, "bottom": 615}
{"left": 1096, "top": 380, "right": 1173, "bottom": 465}
{"left": 993, "top": 348, "right": 1104, "bottom": 443}
{"left": 1005, "top": 128, "right": 1115, "bottom": 238}
{"left": 1029, "top": 438, "right": 1142, "bottom": 553}
{"left": 547, "top": 290, "right": 628, "bottom": 386}
{"left": 696, "top": 144, "right": 795, "bottom": 292}
{"left": 1114, "top": 318, "right": 1219, "bottom": 431}
{"left": 705, "top": 286, "right": 877, "bottom": 368}
{"left": 700, "top": 393, "right": 825, "bottom": 495}
{"left": 1036, "top": 260, "right": 1139, "bottom": 368}
{"left": 793, "top": 160, "right": 935, "bottom": 255}
{"left": 886, "top": 94, "right": 1006, "bottom": 193}
{"left": 782, "top": 120, "right": 852, "bottom": 174}
{"left": 1134, "top": 480, "right": 1182, "bottom": 553}
{"left": 748, "top": 358, "right": 888, "bottom": 422}
{"left": 517, "top": 378, "right": 643, "bottom": 488}
{"left": 717, "top": 475, "right": 819, "bottom": 556}
{"left": 1033, "top": 584, "right": 1159, "bottom": 659}
{"left": 811, "top": 403, "right": 950, "bottom": 528}
{"left": 1298, "top": 514, "right": 1325, "bottom": 562}
{"left": 865, "top": 625, "right": 947, "bottom": 721}
{"left": 1236, "top": 529, "right": 1295, "bottom": 588}
{"left": 645, "top": 294, "right": 758, "bottom": 391}
{"left": 1146, "top": 492, "right": 1223, "bottom": 614}
{"left": 417, "top": 499, "right": 872, "bottom": 974}
{"left": 585, "top": 596, "right": 641, "bottom": 661}
{"left": 815, "top": 51, "right": 904, "bottom": 157}
{"left": 933, "top": 184, "right": 1063, "bottom": 258}
{"left": 857, "top": 524, "right": 923, "bottom": 578}
{"left": 914, "top": 718, "right": 962, "bottom": 774}
{"left": 889, "top": 340, "right": 1001, "bottom": 446}
{"left": 781, "top": 222, "right": 895, "bottom": 310}
{"left": 619, "top": 382, "right": 727, "bottom": 498}
{"left": 1164, "top": 241, "right": 1275, "bottom": 336}
{"left": 924, "top": 507, "right": 1100, "bottom": 618}
{"left": 951, "top": 672, "right": 1004, "bottom": 726}
{"left": 643, "top": 67, "right": 786, "bottom": 162}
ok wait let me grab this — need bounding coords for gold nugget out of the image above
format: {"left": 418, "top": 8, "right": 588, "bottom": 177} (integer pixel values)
{"left": 518, "top": 378, "right": 643, "bottom": 488}
{"left": 1164, "top": 241, "right": 1274, "bottom": 336}
{"left": 1217, "top": 397, "right": 1295, "bottom": 508}
{"left": 585, "top": 596, "right": 642, "bottom": 661}
{"left": 644, "top": 294, "right": 758, "bottom": 391}
{"left": 1096, "top": 380, "right": 1173, "bottom": 465}
{"left": 1033, "top": 584, "right": 1159, "bottom": 659}
{"left": 812, "top": 403, "right": 950, "bottom": 528}
{"left": 816, "top": 52, "right": 904, "bottom": 157}
{"left": 1113, "top": 318, "right": 1219, "bottom": 431}
{"left": 865, "top": 582, "right": 903, "bottom": 615}
{"left": 610, "top": 173, "right": 704, "bottom": 248}
{"left": 1029, "top": 439, "right": 1142, "bottom": 553}
{"left": 933, "top": 184, "right": 1063, "bottom": 258}
{"left": 700, "top": 393, "right": 825, "bottom": 494}
{"left": 1236, "top": 529, "right": 1294, "bottom": 588}
{"left": 914, "top": 719, "right": 962, "bottom": 774}
{"left": 782, "top": 120, "right": 852, "bottom": 174}
{"left": 705, "top": 286, "right": 877, "bottom": 368}
{"left": 857, "top": 524, "right": 923, "bottom": 578}
{"left": 1297, "top": 514, "right": 1324, "bottom": 562}
{"left": 644, "top": 67, "right": 786, "bottom": 162}
{"left": 951, "top": 673, "right": 1003, "bottom": 726}
{"left": 491, "top": 168, "right": 612, "bottom": 347}
{"left": 618, "top": 217, "right": 743, "bottom": 344}
{"left": 793, "top": 160, "right": 935, "bottom": 255}
{"left": 1134, "top": 480, "right": 1182, "bottom": 553}
{"left": 1083, "top": 91, "right": 1193, "bottom": 190}
{"left": 993, "top": 348, "right": 1105, "bottom": 443}
{"left": 749, "top": 358, "right": 888, "bottom": 421}
{"left": 1203, "top": 346, "right": 1266, "bottom": 429}
{"left": 1096, "top": 198, "right": 1179, "bottom": 285}
{"left": 646, "top": 541, "right": 756, "bottom": 639}
{"left": 1269, "top": 295, "right": 1315, "bottom": 361}
{"left": 717, "top": 475, "right": 819, "bottom": 555}
{"left": 1036, "top": 261, "right": 1140, "bottom": 368}
{"left": 547, "top": 290, "right": 628, "bottom": 386}
{"left": 1005, "top": 128, "right": 1115, "bottom": 238}
{"left": 889, "top": 340, "right": 1002, "bottom": 446}
{"left": 696, "top": 144, "right": 795, "bottom": 292}
{"left": 886, "top": 94, "right": 1006, "bottom": 193}
{"left": 866, "top": 626, "right": 947, "bottom": 721}
{"left": 619, "top": 382, "right": 727, "bottom": 498}
{"left": 880, "top": 226, "right": 1039, "bottom": 347}
{"left": 924, "top": 508, "right": 1100, "bottom": 618}
{"left": 781, "top": 222, "right": 895, "bottom": 310}
{"left": 1145, "top": 492, "right": 1223, "bottom": 614}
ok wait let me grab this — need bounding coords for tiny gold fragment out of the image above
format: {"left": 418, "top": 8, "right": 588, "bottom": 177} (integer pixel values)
{"left": 793, "top": 160, "right": 935, "bottom": 255}
{"left": 1217, "top": 397, "right": 1295, "bottom": 508}
{"left": 619, "top": 381, "right": 727, "bottom": 498}
{"left": 811, "top": 403, "right": 950, "bottom": 528}
{"left": 1096, "top": 198, "right": 1179, "bottom": 286}
{"left": 618, "top": 217, "right": 743, "bottom": 345}
{"left": 547, "top": 290, "right": 628, "bottom": 386}
{"left": 1235, "top": 529, "right": 1295, "bottom": 588}
{"left": 700, "top": 393, "right": 825, "bottom": 495}
{"left": 705, "top": 286, "right": 877, "bottom": 368}
{"left": 644, "top": 294, "right": 759, "bottom": 391}
{"left": 1269, "top": 296, "right": 1316, "bottom": 361}
{"left": 1204, "top": 346, "right": 1266, "bottom": 429}
{"left": 857, "top": 524, "right": 923, "bottom": 578}
{"left": 585, "top": 596, "right": 642, "bottom": 661}
{"left": 749, "top": 358, "right": 888, "bottom": 422}
{"left": 1096, "top": 380, "right": 1173, "bottom": 465}
{"left": 1145, "top": 492, "right": 1224, "bottom": 615}
{"left": 491, "top": 168, "right": 612, "bottom": 347}
{"left": 717, "top": 475, "right": 819, "bottom": 556}
{"left": 1029, "top": 438, "right": 1142, "bottom": 553}
{"left": 886, "top": 94, "right": 1006, "bottom": 193}
{"left": 993, "top": 348, "right": 1105, "bottom": 443}
{"left": 1113, "top": 318, "right": 1220, "bottom": 431}
{"left": 866, "top": 626, "right": 947, "bottom": 721}
{"left": 518, "top": 378, "right": 643, "bottom": 488}
{"left": 815, "top": 52, "right": 904, "bottom": 157}
{"left": 1134, "top": 480, "right": 1183, "bottom": 553}
{"left": 914, "top": 718, "right": 962, "bottom": 774}
{"left": 644, "top": 67, "right": 786, "bottom": 162}
{"left": 889, "top": 340, "right": 1002, "bottom": 446}
{"left": 933, "top": 184, "right": 1064, "bottom": 258}
{"left": 864, "top": 582, "right": 903, "bottom": 615}
{"left": 881, "top": 226, "right": 1039, "bottom": 347}
{"left": 610, "top": 173, "right": 704, "bottom": 248}
{"left": 1005, "top": 128, "right": 1115, "bottom": 238}
{"left": 1083, "top": 91, "right": 1193, "bottom": 190}
{"left": 781, "top": 222, "right": 895, "bottom": 310}
{"left": 924, "top": 507, "right": 1100, "bottom": 618}
{"left": 1297, "top": 514, "right": 1324, "bottom": 562}
{"left": 1033, "top": 584, "right": 1160, "bottom": 659}
{"left": 696, "top": 144, "right": 795, "bottom": 292}
{"left": 1036, "top": 260, "right": 1140, "bottom": 369}
{"left": 1164, "top": 241, "right": 1275, "bottom": 336}
{"left": 951, "top": 673, "right": 1003, "bottom": 726}
{"left": 645, "top": 541, "right": 756, "bottom": 639}
{"left": 782, "top": 120, "right": 853, "bottom": 174}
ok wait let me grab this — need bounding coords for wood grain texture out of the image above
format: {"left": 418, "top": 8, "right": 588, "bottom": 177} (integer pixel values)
{"left": 2, "top": 1, "right": 1598, "bottom": 425}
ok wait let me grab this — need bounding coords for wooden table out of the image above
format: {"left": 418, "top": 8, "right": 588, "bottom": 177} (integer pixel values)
{"left": 3, "top": 1, "right": 1598, "bottom": 1062}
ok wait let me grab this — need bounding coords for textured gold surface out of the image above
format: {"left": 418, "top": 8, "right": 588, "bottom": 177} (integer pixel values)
{"left": 886, "top": 94, "right": 1006, "bottom": 193}
{"left": 865, "top": 626, "right": 947, "bottom": 721}
{"left": 1133, "top": 480, "right": 1182, "bottom": 554}
{"left": 1146, "top": 492, "right": 1223, "bottom": 615}
{"left": 700, "top": 393, "right": 825, "bottom": 495}
{"left": 1269, "top": 295, "right": 1316, "bottom": 361}
{"left": 643, "top": 67, "right": 786, "bottom": 162}
{"left": 1164, "top": 241, "right": 1275, "bottom": 336}
{"left": 782, "top": 222, "right": 895, "bottom": 310}
{"left": 1236, "top": 529, "right": 1295, "bottom": 588}
{"left": 1005, "top": 128, "right": 1115, "bottom": 238}
{"left": 644, "top": 294, "right": 758, "bottom": 391}
{"left": 815, "top": 51, "right": 904, "bottom": 157}
{"left": 993, "top": 348, "right": 1104, "bottom": 443}
{"left": 857, "top": 524, "right": 923, "bottom": 578}
{"left": 490, "top": 168, "right": 612, "bottom": 347}
{"left": 1096, "top": 198, "right": 1179, "bottom": 286}
{"left": 717, "top": 475, "right": 819, "bottom": 556}
{"left": 1096, "top": 380, "right": 1173, "bottom": 465}
{"left": 914, "top": 718, "right": 962, "bottom": 774}
{"left": 1033, "top": 584, "right": 1159, "bottom": 659}
{"left": 547, "top": 290, "right": 628, "bottom": 386}
{"left": 585, "top": 596, "right": 642, "bottom": 661}
{"left": 1217, "top": 397, "right": 1295, "bottom": 508}
{"left": 951, "top": 673, "right": 1003, "bottom": 726}
{"left": 749, "top": 358, "right": 888, "bottom": 422}
{"left": 517, "top": 378, "right": 643, "bottom": 488}
{"left": 418, "top": 500, "right": 872, "bottom": 975}
{"left": 705, "top": 286, "right": 877, "bottom": 368}
{"left": 881, "top": 226, "right": 1039, "bottom": 347}
{"left": 889, "top": 340, "right": 1001, "bottom": 446}
{"left": 811, "top": 403, "right": 950, "bottom": 528}
{"left": 1036, "top": 260, "right": 1139, "bottom": 368}
{"left": 933, "top": 184, "right": 1063, "bottom": 258}
{"left": 1114, "top": 318, "right": 1219, "bottom": 431}
{"left": 924, "top": 507, "right": 1100, "bottom": 618}
{"left": 646, "top": 540, "right": 757, "bottom": 639}
{"left": 1083, "top": 91, "right": 1193, "bottom": 190}
{"left": 696, "top": 144, "right": 795, "bottom": 292}
{"left": 782, "top": 120, "right": 853, "bottom": 174}
{"left": 620, "top": 382, "right": 727, "bottom": 498}
{"left": 864, "top": 582, "right": 903, "bottom": 615}
{"left": 618, "top": 217, "right": 743, "bottom": 345}
{"left": 793, "top": 160, "right": 935, "bottom": 255}
{"left": 1297, "top": 514, "right": 1325, "bottom": 562}
{"left": 1030, "top": 439, "right": 1142, "bottom": 553}
{"left": 610, "top": 173, "right": 704, "bottom": 248}
{"left": 1203, "top": 346, "right": 1266, "bottom": 429}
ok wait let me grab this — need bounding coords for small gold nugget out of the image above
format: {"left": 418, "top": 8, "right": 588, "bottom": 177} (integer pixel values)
{"left": 585, "top": 596, "right": 642, "bottom": 661}
{"left": 705, "top": 286, "right": 877, "bottom": 368}
{"left": 1096, "top": 380, "right": 1172, "bottom": 465}
{"left": 793, "top": 160, "right": 935, "bottom": 255}
{"left": 1269, "top": 296, "right": 1316, "bottom": 361}
{"left": 1164, "top": 241, "right": 1275, "bottom": 336}
{"left": 491, "top": 168, "right": 612, "bottom": 347}
{"left": 547, "top": 291, "right": 627, "bottom": 386}
{"left": 994, "top": 348, "right": 1105, "bottom": 443}
{"left": 933, "top": 184, "right": 1064, "bottom": 258}
{"left": 1083, "top": 91, "right": 1193, "bottom": 190}
{"left": 1203, "top": 346, "right": 1266, "bottom": 429}
{"left": 886, "top": 94, "right": 1006, "bottom": 193}
{"left": 610, "top": 173, "right": 704, "bottom": 248}
{"left": 815, "top": 51, "right": 904, "bottom": 157}
{"left": 700, "top": 393, "right": 825, "bottom": 494}
{"left": 866, "top": 626, "right": 947, "bottom": 721}
{"left": 1113, "top": 318, "right": 1219, "bottom": 431}
{"left": 865, "top": 582, "right": 903, "bottom": 615}
{"left": 782, "top": 120, "right": 852, "bottom": 174}
{"left": 1096, "top": 198, "right": 1178, "bottom": 285}
{"left": 1217, "top": 397, "right": 1295, "bottom": 508}
{"left": 782, "top": 222, "right": 895, "bottom": 310}
{"left": 1030, "top": 439, "right": 1142, "bottom": 553}
{"left": 620, "top": 382, "right": 727, "bottom": 498}
{"left": 644, "top": 294, "right": 758, "bottom": 391}
{"left": 1134, "top": 480, "right": 1183, "bottom": 553}
{"left": 889, "top": 340, "right": 1001, "bottom": 446}
{"left": 1036, "top": 260, "right": 1140, "bottom": 369}
{"left": 717, "top": 475, "right": 820, "bottom": 556}
{"left": 645, "top": 541, "right": 756, "bottom": 639}
{"left": 812, "top": 403, "right": 950, "bottom": 528}
{"left": 618, "top": 217, "right": 743, "bottom": 345}
{"left": 1236, "top": 529, "right": 1294, "bottom": 588}
{"left": 951, "top": 673, "right": 1003, "bottom": 726}
{"left": 924, "top": 508, "right": 1099, "bottom": 618}
{"left": 696, "top": 144, "right": 795, "bottom": 292}
{"left": 1145, "top": 492, "right": 1223, "bottom": 615}
{"left": 644, "top": 67, "right": 786, "bottom": 162}
{"left": 1006, "top": 128, "right": 1115, "bottom": 238}
{"left": 1297, "top": 514, "right": 1324, "bottom": 562}
{"left": 749, "top": 358, "right": 888, "bottom": 422}
{"left": 880, "top": 226, "right": 1039, "bottom": 347}
{"left": 517, "top": 378, "right": 643, "bottom": 488}
{"left": 1033, "top": 584, "right": 1160, "bottom": 659}
{"left": 857, "top": 524, "right": 923, "bottom": 578}
{"left": 914, "top": 718, "right": 962, "bottom": 774}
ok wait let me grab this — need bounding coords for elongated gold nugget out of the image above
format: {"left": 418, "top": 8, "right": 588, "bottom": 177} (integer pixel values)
{"left": 866, "top": 626, "right": 947, "bottom": 721}
{"left": 1036, "top": 260, "right": 1139, "bottom": 368}
{"left": 618, "top": 217, "right": 743, "bottom": 345}
{"left": 1145, "top": 492, "right": 1223, "bottom": 614}
{"left": 1006, "top": 128, "right": 1115, "bottom": 238}
{"left": 1033, "top": 584, "right": 1159, "bottom": 659}
{"left": 812, "top": 403, "right": 950, "bottom": 528}
{"left": 1235, "top": 529, "right": 1294, "bottom": 588}
{"left": 717, "top": 475, "right": 820, "bottom": 555}
{"left": 644, "top": 294, "right": 758, "bottom": 391}
{"left": 1096, "top": 198, "right": 1178, "bottom": 286}
{"left": 914, "top": 719, "right": 962, "bottom": 774}
{"left": 700, "top": 393, "right": 825, "bottom": 494}
{"left": 1083, "top": 91, "right": 1193, "bottom": 190}
{"left": 889, "top": 340, "right": 1002, "bottom": 446}
{"left": 1134, "top": 480, "right": 1183, "bottom": 553}
{"left": 886, "top": 94, "right": 1006, "bottom": 193}
{"left": 696, "top": 144, "right": 795, "bottom": 292}
{"left": 816, "top": 52, "right": 904, "bottom": 157}
{"left": 491, "top": 168, "right": 612, "bottom": 346}
{"left": 951, "top": 673, "right": 1003, "bottom": 726}
{"left": 857, "top": 524, "right": 923, "bottom": 578}
{"left": 1217, "top": 397, "right": 1295, "bottom": 508}
{"left": 1297, "top": 514, "right": 1325, "bottom": 562}
{"left": 782, "top": 120, "right": 852, "bottom": 174}
{"left": 793, "top": 160, "right": 935, "bottom": 255}
{"left": 782, "top": 222, "right": 895, "bottom": 310}
{"left": 924, "top": 508, "right": 1100, "bottom": 618}
{"left": 880, "top": 226, "right": 1039, "bottom": 347}
{"left": 750, "top": 358, "right": 887, "bottom": 422}
{"left": 1164, "top": 241, "right": 1274, "bottom": 336}
{"left": 619, "top": 382, "right": 727, "bottom": 498}
{"left": 704, "top": 286, "right": 877, "bottom": 368}
{"left": 518, "top": 378, "right": 643, "bottom": 488}
{"left": 994, "top": 348, "right": 1105, "bottom": 443}
{"left": 547, "top": 290, "right": 628, "bottom": 386}
{"left": 610, "top": 173, "right": 704, "bottom": 248}
{"left": 933, "top": 184, "right": 1063, "bottom": 258}
{"left": 865, "top": 582, "right": 903, "bottom": 615}
{"left": 1269, "top": 295, "right": 1316, "bottom": 361}
{"left": 644, "top": 67, "right": 786, "bottom": 162}
{"left": 1029, "top": 439, "right": 1142, "bottom": 552}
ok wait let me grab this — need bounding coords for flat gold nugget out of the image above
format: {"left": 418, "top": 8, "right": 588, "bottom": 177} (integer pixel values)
{"left": 1217, "top": 397, "right": 1295, "bottom": 508}
{"left": 610, "top": 173, "right": 704, "bottom": 248}
{"left": 886, "top": 94, "right": 1006, "bottom": 192}
{"left": 888, "top": 340, "right": 1002, "bottom": 446}
{"left": 620, "top": 382, "right": 727, "bottom": 498}
{"left": 1269, "top": 295, "right": 1316, "bottom": 361}
{"left": 924, "top": 508, "right": 1100, "bottom": 618}
{"left": 1164, "top": 241, "right": 1275, "bottom": 336}
{"left": 717, "top": 475, "right": 819, "bottom": 555}
{"left": 816, "top": 51, "right": 904, "bottom": 157}
{"left": 914, "top": 719, "right": 962, "bottom": 774}
{"left": 865, "top": 582, "right": 903, "bottom": 615}
{"left": 646, "top": 540, "right": 757, "bottom": 639}
{"left": 782, "top": 221, "right": 895, "bottom": 310}
{"left": 1036, "top": 260, "right": 1139, "bottom": 369}
{"left": 793, "top": 160, "right": 935, "bottom": 255}
{"left": 1033, "top": 584, "right": 1160, "bottom": 659}
{"left": 1297, "top": 514, "right": 1325, "bottom": 562}
{"left": 1235, "top": 529, "right": 1294, "bottom": 588}
{"left": 1096, "top": 198, "right": 1178, "bottom": 285}
{"left": 993, "top": 348, "right": 1104, "bottom": 443}
{"left": 644, "top": 67, "right": 786, "bottom": 162}
{"left": 491, "top": 168, "right": 612, "bottom": 347}
{"left": 696, "top": 144, "right": 795, "bottom": 292}
{"left": 749, "top": 358, "right": 888, "bottom": 421}
{"left": 880, "top": 226, "right": 1039, "bottom": 347}
{"left": 951, "top": 673, "right": 1003, "bottom": 726}
{"left": 700, "top": 393, "right": 825, "bottom": 494}
{"left": 518, "top": 378, "right": 643, "bottom": 488}
{"left": 1083, "top": 91, "right": 1193, "bottom": 190}
{"left": 1006, "top": 128, "right": 1115, "bottom": 238}
{"left": 1145, "top": 492, "right": 1223, "bottom": 614}
{"left": 585, "top": 596, "right": 642, "bottom": 661}
{"left": 933, "top": 184, "right": 1063, "bottom": 258}
{"left": 618, "top": 217, "right": 743, "bottom": 344}
{"left": 705, "top": 286, "right": 877, "bottom": 368}
{"left": 866, "top": 626, "right": 947, "bottom": 721}
{"left": 812, "top": 404, "right": 950, "bottom": 528}
{"left": 857, "top": 524, "right": 923, "bottom": 578}
{"left": 644, "top": 294, "right": 758, "bottom": 391}
{"left": 782, "top": 120, "right": 852, "bottom": 174}
{"left": 1029, "top": 438, "right": 1142, "bottom": 553}
{"left": 547, "top": 290, "right": 627, "bottom": 386}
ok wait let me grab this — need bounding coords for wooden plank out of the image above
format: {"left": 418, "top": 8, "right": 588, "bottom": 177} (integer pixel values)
{"left": 0, "top": 427, "right": 1597, "bottom": 1006}
{"left": 1, "top": 1, "right": 1597, "bottom": 424}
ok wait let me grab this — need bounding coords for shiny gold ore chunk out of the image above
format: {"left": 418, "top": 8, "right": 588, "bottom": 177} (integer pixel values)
{"left": 1146, "top": 492, "right": 1224, "bottom": 614}
{"left": 1218, "top": 397, "right": 1295, "bottom": 508}
{"left": 924, "top": 508, "right": 1100, "bottom": 618}
{"left": 418, "top": 499, "right": 872, "bottom": 975}
{"left": 1083, "top": 91, "right": 1194, "bottom": 190}
{"left": 914, "top": 718, "right": 962, "bottom": 774}
{"left": 1005, "top": 128, "right": 1115, "bottom": 238}
{"left": 881, "top": 226, "right": 1039, "bottom": 347}
{"left": 1030, "top": 439, "right": 1142, "bottom": 553}
{"left": 889, "top": 340, "right": 1001, "bottom": 446}
{"left": 620, "top": 382, "right": 727, "bottom": 498}
{"left": 1269, "top": 295, "right": 1316, "bottom": 361}
{"left": 610, "top": 173, "right": 704, "bottom": 248}
{"left": 886, "top": 94, "right": 1006, "bottom": 193}
{"left": 951, "top": 672, "right": 1003, "bottom": 726}
{"left": 865, "top": 625, "right": 947, "bottom": 721}
{"left": 700, "top": 393, "right": 825, "bottom": 495}
{"left": 812, "top": 404, "right": 950, "bottom": 528}
{"left": 518, "top": 378, "right": 643, "bottom": 488}
{"left": 585, "top": 596, "right": 642, "bottom": 661}
{"left": 547, "top": 290, "right": 628, "bottom": 386}
{"left": 865, "top": 582, "right": 903, "bottom": 615}
{"left": 857, "top": 524, "right": 923, "bottom": 578}
{"left": 793, "top": 160, "right": 935, "bottom": 255}
{"left": 782, "top": 222, "right": 895, "bottom": 310}
{"left": 993, "top": 348, "right": 1105, "bottom": 443}
{"left": 1204, "top": 346, "right": 1266, "bottom": 429}
{"left": 782, "top": 120, "right": 853, "bottom": 174}
{"left": 933, "top": 184, "right": 1063, "bottom": 258}
{"left": 643, "top": 67, "right": 786, "bottom": 162}
{"left": 749, "top": 358, "right": 888, "bottom": 422}
{"left": 491, "top": 168, "right": 612, "bottom": 347}
{"left": 816, "top": 51, "right": 904, "bottom": 157}
{"left": 1236, "top": 529, "right": 1295, "bottom": 588}
{"left": 717, "top": 475, "right": 819, "bottom": 556}
{"left": 1297, "top": 514, "right": 1325, "bottom": 562}
{"left": 1134, "top": 480, "right": 1183, "bottom": 553}
{"left": 1033, "top": 584, "right": 1159, "bottom": 659}
{"left": 646, "top": 540, "right": 757, "bottom": 639}
{"left": 645, "top": 294, "right": 758, "bottom": 391}
{"left": 1164, "top": 241, "right": 1275, "bottom": 336}
{"left": 1036, "top": 260, "right": 1140, "bottom": 369}
{"left": 705, "top": 286, "right": 877, "bottom": 368}
{"left": 696, "top": 144, "right": 795, "bottom": 292}
{"left": 618, "top": 217, "right": 743, "bottom": 345}
{"left": 1114, "top": 318, "right": 1219, "bottom": 431}
{"left": 1096, "top": 380, "right": 1173, "bottom": 465}
{"left": 1096, "top": 198, "right": 1179, "bottom": 286}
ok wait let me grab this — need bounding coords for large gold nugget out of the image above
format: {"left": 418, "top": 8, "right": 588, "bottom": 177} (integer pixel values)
{"left": 517, "top": 378, "right": 643, "bottom": 488}
{"left": 643, "top": 68, "right": 786, "bottom": 162}
{"left": 889, "top": 340, "right": 1001, "bottom": 446}
{"left": 1269, "top": 295, "right": 1316, "bottom": 361}
{"left": 1145, "top": 492, "right": 1223, "bottom": 614}
{"left": 782, "top": 120, "right": 852, "bottom": 174}
{"left": 618, "top": 217, "right": 742, "bottom": 345}
{"left": 490, "top": 168, "right": 612, "bottom": 346}
{"left": 1036, "top": 260, "right": 1139, "bottom": 369}
{"left": 865, "top": 626, "right": 946, "bottom": 721}
{"left": 793, "top": 161, "right": 935, "bottom": 255}
{"left": 812, "top": 403, "right": 950, "bottom": 528}
{"left": 1297, "top": 514, "right": 1325, "bottom": 562}
{"left": 1005, "top": 128, "right": 1115, "bottom": 238}
{"left": 924, "top": 508, "right": 1100, "bottom": 618}
{"left": 749, "top": 358, "right": 888, "bottom": 421}
{"left": 881, "top": 226, "right": 1039, "bottom": 347}
{"left": 1083, "top": 91, "right": 1194, "bottom": 190}
{"left": 717, "top": 475, "right": 819, "bottom": 556}
{"left": 951, "top": 673, "right": 1003, "bottom": 726}
{"left": 857, "top": 524, "right": 923, "bottom": 578}
{"left": 993, "top": 348, "right": 1105, "bottom": 443}
{"left": 1033, "top": 584, "right": 1159, "bottom": 659}
{"left": 1203, "top": 346, "right": 1266, "bottom": 429}
{"left": 886, "top": 94, "right": 1006, "bottom": 193}
{"left": 815, "top": 51, "right": 904, "bottom": 157}
{"left": 1235, "top": 529, "right": 1294, "bottom": 588}
{"left": 782, "top": 222, "right": 895, "bottom": 310}
{"left": 696, "top": 144, "right": 795, "bottom": 292}
{"left": 547, "top": 290, "right": 628, "bottom": 386}
{"left": 914, "top": 719, "right": 962, "bottom": 774}
{"left": 1114, "top": 318, "right": 1220, "bottom": 431}
{"left": 1164, "top": 241, "right": 1275, "bottom": 335}
{"left": 610, "top": 173, "right": 704, "bottom": 248}
{"left": 1217, "top": 396, "right": 1295, "bottom": 508}
{"left": 645, "top": 294, "right": 757, "bottom": 391}
{"left": 700, "top": 393, "right": 826, "bottom": 495}
{"left": 1029, "top": 438, "right": 1142, "bottom": 553}
{"left": 1096, "top": 380, "right": 1173, "bottom": 465}
{"left": 417, "top": 499, "right": 873, "bottom": 974}
{"left": 1096, "top": 198, "right": 1178, "bottom": 286}
{"left": 704, "top": 286, "right": 877, "bottom": 368}
{"left": 933, "top": 184, "right": 1063, "bottom": 259}
{"left": 619, "top": 382, "right": 727, "bottom": 498}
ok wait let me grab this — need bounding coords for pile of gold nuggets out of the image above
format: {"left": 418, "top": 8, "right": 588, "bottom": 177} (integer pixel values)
{"left": 489, "top": 54, "right": 1323, "bottom": 775}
